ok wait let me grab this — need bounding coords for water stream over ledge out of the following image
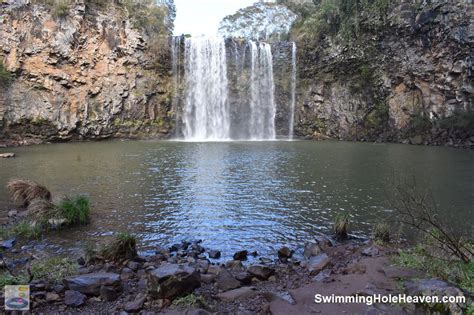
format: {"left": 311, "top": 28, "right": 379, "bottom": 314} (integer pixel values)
{"left": 0, "top": 140, "right": 472, "bottom": 260}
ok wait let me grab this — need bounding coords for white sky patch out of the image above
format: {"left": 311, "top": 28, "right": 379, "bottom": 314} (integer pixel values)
{"left": 174, "top": 0, "right": 257, "bottom": 36}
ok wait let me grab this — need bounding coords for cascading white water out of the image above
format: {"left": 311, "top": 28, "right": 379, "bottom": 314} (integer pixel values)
{"left": 183, "top": 37, "right": 230, "bottom": 141}
{"left": 249, "top": 41, "right": 276, "bottom": 140}
{"left": 171, "top": 36, "right": 182, "bottom": 137}
{"left": 288, "top": 42, "right": 297, "bottom": 140}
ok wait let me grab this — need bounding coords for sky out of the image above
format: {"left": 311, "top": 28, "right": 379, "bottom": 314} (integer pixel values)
{"left": 173, "top": 0, "right": 257, "bottom": 36}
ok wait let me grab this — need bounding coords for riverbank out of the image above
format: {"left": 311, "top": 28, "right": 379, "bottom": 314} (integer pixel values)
{"left": 0, "top": 232, "right": 470, "bottom": 314}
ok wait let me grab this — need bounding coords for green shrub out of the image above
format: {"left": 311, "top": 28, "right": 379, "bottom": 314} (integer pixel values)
{"left": 438, "top": 111, "right": 474, "bottom": 132}
{"left": 393, "top": 245, "right": 474, "bottom": 294}
{"left": 30, "top": 257, "right": 77, "bottom": 283}
{"left": 58, "top": 195, "right": 91, "bottom": 225}
{"left": 0, "top": 61, "right": 11, "bottom": 87}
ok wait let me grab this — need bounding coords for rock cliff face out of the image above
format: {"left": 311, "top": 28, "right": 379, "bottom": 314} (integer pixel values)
{"left": 0, "top": 1, "right": 174, "bottom": 145}
{"left": 293, "top": 1, "right": 473, "bottom": 147}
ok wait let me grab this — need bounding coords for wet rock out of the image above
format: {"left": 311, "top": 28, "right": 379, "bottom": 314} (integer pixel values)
{"left": 0, "top": 238, "right": 16, "bottom": 250}
{"left": 64, "top": 273, "right": 121, "bottom": 295}
{"left": 148, "top": 263, "right": 200, "bottom": 299}
{"left": 304, "top": 253, "right": 330, "bottom": 274}
{"left": 125, "top": 293, "right": 146, "bottom": 312}
{"left": 64, "top": 290, "right": 87, "bottom": 307}
{"left": 303, "top": 242, "right": 322, "bottom": 258}
{"left": 259, "top": 257, "right": 273, "bottom": 264}
{"left": 277, "top": 246, "right": 293, "bottom": 259}
{"left": 76, "top": 257, "right": 86, "bottom": 266}
{"left": 248, "top": 265, "right": 275, "bottom": 280}
{"left": 100, "top": 285, "right": 119, "bottom": 302}
{"left": 208, "top": 250, "right": 221, "bottom": 259}
{"left": 233, "top": 250, "right": 248, "bottom": 261}
{"left": 216, "top": 268, "right": 241, "bottom": 291}
{"left": 216, "top": 286, "right": 258, "bottom": 302}
{"left": 0, "top": 153, "right": 15, "bottom": 158}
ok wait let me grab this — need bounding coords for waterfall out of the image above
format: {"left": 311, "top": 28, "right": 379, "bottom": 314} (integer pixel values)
{"left": 171, "top": 36, "right": 182, "bottom": 137}
{"left": 288, "top": 42, "right": 297, "bottom": 140}
{"left": 249, "top": 41, "right": 276, "bottom": 140}
{"left": 183, "top": 37, "right": 230, "bottom": 141}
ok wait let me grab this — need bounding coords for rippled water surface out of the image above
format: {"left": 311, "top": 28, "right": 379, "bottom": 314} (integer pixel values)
{"left": 0, "top": 140, "right": 472, "bottom": 258}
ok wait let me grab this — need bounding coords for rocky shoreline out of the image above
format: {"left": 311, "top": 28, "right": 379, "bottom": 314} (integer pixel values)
{"left": 0, "top": 231, "right": 470, "bottom": 314}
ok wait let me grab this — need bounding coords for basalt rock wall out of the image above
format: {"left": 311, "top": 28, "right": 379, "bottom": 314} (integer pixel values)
{"left": 0, "top": 0, "right": 174, "bottom": 145}
{"left": 293, "top": 1, "right": 473, "bottom": 147}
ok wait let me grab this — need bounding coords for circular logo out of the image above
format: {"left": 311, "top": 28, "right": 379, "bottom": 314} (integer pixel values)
{"left": 5, "top": 297, "right": 29, "bottom": 310}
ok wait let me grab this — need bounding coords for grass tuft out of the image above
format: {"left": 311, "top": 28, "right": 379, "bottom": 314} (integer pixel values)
{"left": 30, "top": 256, "right": 77, "bottom": 283}
{"left": 7, "top": 179, "right": 52, "bottom": 207}
{"left": 0, "top": 273, "right": 29, "bottom": 287}
{"left": 58, "top": 195, "right": 91, "bottom": 225}
{"left": 101, "top": 233, "right": 137, "bottom": 262}
{"left": 333, "top": 213, "right": 350, "bottom": 240}
{"left": 171, "top": 294, "right": 207, "bottom": 309}
{"left": 372, "top": 221, "right": 390, "bottom": 243}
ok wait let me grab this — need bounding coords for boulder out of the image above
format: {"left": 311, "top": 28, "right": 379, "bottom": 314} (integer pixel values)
{"left": 233, "top": 250, "right": 248, "bottom": 261}
{"left": 304, "top": 253, "right": 330, "bottom": 274}
{"left": 125, "top": 293, "right": 146, "bottom": 312}
{"left": 63, "top": 273, "right": 121, "bottom": 295}
{"left": 234, "top": 272, "right": 253, "bottom": 285}
{"left": 200, "top": 273, "right": 216, "bottom": 284}
{"left": 64, "top": 290, "right": 86, "bottom": 307}
{"left": 99, "top": 285, "right": 119, "bottom": 302}
{"left": 277, "top": 246, "right": 293, "bottom": 259}
{"left": 303, "top": 242, "right": 322, "bottom": 258}
{"left": 0, "top": 238, "right": 16, "bottom": 250}
{"left": 148, "top": 264, "right": 200, "bottom": 300}
{"left": 248, "top": 265, "right": 275, "bottom": 280}
{"left": 216, "top": 268, "right": 241, "bottom": 291}
{"left": 404, "top": 279, "right": 465, "bottom": 314}
{"left": 208, "top": 250, "right": 221, "bottom": 259}
{"left": 0, "top": 153, "right": 15, "bottom": 158}
{"left": 216, "top": 286, "right": 258, "bottom": 302}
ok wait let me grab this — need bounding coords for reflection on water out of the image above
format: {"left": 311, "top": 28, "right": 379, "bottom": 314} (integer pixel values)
{"left": 0, "top": 140, "right": 472, "bottom": 259}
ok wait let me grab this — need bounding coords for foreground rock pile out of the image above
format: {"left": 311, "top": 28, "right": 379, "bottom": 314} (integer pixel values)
{"left": 0, "top": 235, "right": 468, "bottom": 314}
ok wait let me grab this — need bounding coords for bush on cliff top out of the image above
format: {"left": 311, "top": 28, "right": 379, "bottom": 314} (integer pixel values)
{"left": 289, "top": 0, "right": 390, "bottom": 42}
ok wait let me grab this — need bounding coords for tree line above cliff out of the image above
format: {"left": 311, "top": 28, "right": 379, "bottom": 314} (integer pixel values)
{"left": 31, "top": 0, "right": 176, "bottom": 36}
{"left": 278, "top": 0, "right": 392, "bottom": 41}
